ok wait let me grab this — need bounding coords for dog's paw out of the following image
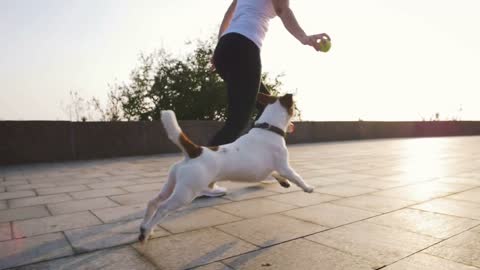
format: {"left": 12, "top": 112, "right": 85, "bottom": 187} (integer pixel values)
{"left": 304, "top": 186, "right": 314, "bottom": 193}
{"left": 138, "top": 233, "right": 147, "bottom": 243}
{"left": 279, "top": 180, "right": 291, "bottom": 188}
{"left": 139, "top": 227, "right": 150, "bottom": 243}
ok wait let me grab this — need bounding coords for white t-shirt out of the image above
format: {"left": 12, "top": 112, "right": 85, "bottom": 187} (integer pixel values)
{"left": 223, "top": 0, "right": 277, "bottom": 49}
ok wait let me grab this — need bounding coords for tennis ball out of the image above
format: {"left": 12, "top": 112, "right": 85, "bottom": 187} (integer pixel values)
{"left": 318, "top": 39, "right": 331, "bottom": 53}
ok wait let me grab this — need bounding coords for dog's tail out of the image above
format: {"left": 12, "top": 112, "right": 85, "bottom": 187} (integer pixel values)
{"left": 161, "top": 110, "right": 203, "bottom": 159}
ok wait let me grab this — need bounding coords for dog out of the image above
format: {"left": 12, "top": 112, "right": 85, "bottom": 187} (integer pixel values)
{"left": 139, "top": 93, "right": 314, "bottom": 242}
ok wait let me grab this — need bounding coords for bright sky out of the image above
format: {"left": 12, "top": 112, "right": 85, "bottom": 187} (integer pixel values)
{"left": 1, "top": 0, "right": 479, "bottom": 121}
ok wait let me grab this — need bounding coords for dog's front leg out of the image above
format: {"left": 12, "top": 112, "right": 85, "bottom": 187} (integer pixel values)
{"left": 277, "top": 167, "right": 314, "bottom": 193}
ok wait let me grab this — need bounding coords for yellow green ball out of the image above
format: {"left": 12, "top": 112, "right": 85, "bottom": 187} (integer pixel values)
{"left": 318, "top": 39, "right": 331, "bottom": 53}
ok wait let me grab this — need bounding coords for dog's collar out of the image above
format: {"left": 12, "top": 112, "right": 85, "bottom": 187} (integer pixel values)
{"left": 253, "top": 122, "right": 286, "bottom": 137}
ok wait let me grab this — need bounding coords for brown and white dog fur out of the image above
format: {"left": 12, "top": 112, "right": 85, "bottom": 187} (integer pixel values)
{"left": 139, "top": 93, "right": 314, "bottom": 242}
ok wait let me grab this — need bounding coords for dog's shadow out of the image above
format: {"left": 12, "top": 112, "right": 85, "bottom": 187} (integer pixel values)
{"left": 223, "top": 185, "right": 270, "bottom": 201}
{"left": 187, "top": 240, "right": 276, "bottom": 269}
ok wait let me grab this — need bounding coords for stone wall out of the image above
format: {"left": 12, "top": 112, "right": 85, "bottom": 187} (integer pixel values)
{"left": 2, "top": 120, "right": 480, "bottom": 165}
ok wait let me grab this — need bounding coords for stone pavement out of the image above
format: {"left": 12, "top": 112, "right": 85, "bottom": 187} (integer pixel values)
{"left": 1, "top": 136, "right": 480, "bottom": 269}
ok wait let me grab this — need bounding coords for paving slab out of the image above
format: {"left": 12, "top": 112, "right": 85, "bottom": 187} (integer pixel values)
{"left": 13, "top": 246, "right": 157, "bottom": 270}
{"left": 12, "top": 211, "right": 102, "bottom": 238}
{"left": 259, "top": 182, "right": 302, "bottom": 193}
{"left": 357, "top": 168, "right": 404, "bottom": 177}
{"left": 0, "top": 233, "right": 73, "bottom": 270}
{"left": 424, "top": 231, "right": 480, "bottom": 268}
{"left": 304, "top": 175, "right": 352, "bottom": 186}
{"left": 214, "top": 198, "right": 296, "bottom": 218}
{"left": 88, "top": 180, "right": 136, "bottom": 189}
{"left": 121, "top": 182, "right": 164, "bottom": 193}
{"left": 223, "top": 239, "right": 375, "bottom": 270}
{"left": 36, "top": 185, "right": 88, "bottom": 196}
{"left": 159, "top": 207, "right": 241, "bottom": 233}
{"left": 224, "top": 186, "right": 277, "bottom": 201}
{"left": 348, "top": 179, "right": 408, "bottom": 189}
{"left": 412, "top": 198, "right": 480, "bottom": 220}
{"left": 47, "top": 197, "right": 119, "bottom": 215}
{"left": 0, "top": 180, "right": 29, "bottom": 187}
{"left": 0, "top": 200, "right": 6, "bottom": 210}
{"left": 133, "top": 228, "right": 257, "bottom": 270}
{"left": 9, "top": 194, "right": 72, "bottom": 208}
{"left": 183, "top": 196, "right": 232, "bottom": 210}
{"left": 109, "top": 190, "right": 159, "bottom": 205}
{"left": 383, "top": 252, "right": 479, "bottom": 270}
{"left": 367, "top": 208, "right": 480, "bottom": 239}
{"left": 54, "top": 178, "right": 103, "bottom": 187}
{"left": 216, "top": 214, "right": 327, "bottom": 247}
{"left": 266, "top": 191, "right": 339, "bottom": 207}
{"left": 373, "top": 181, "right": 473, "bottom": 202}
{"left": 65, "top": 219, "right": 169, "bottom": 253}
{"left": 437, "top": 177, "right": 480, "bottom": 186}
{"left": 99, "top": 174, "right": 142, "bottom": 182}
{"left": 192, "top": 262, "right": 234, "bottom": 270}
{"left": 314, "top": 184, "right": 379, "bottom": 197}
{"left": 0, "top": 191, "right": 35, "bottom": 201}
{"left": 133, "top": 177, "right": 166, "bottom": 184}
{"left": 307, "top": 221, "right": 440, "bottom": 268}
{"left": 6, "top": 183, "right": 56, "bottom": 192}
{"left": 301, "top": 167, "right": 351, "bottom": 177}
{"left": 325, "top": 172, "right": 376, "bottom": 181}
{"left": 91, "top": 204, "right": 146, "bottom": 223}
{"left": 0, "top": 206, "right": 50, "bottom": 223}
{"left": 0, "top": 222, "right": 11, "bottom": 241}
{"left": 332, "top": 194, "right": 416, "bottom": 213}
{"left": 283, "top": 203, "right": 378, "bottom": 228}
{"left": 447, "top": 188, "right": 480, "bottom": 204}
{"left": 69, "top": 187, "right": 127, "bottom": 200}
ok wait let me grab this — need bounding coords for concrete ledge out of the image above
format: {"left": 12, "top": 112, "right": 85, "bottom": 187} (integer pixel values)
{"left": 0, "top": 121, "right": 73, "bottom": 165}
{"left": 2, "top": 120, "right": 480, "bottom": 165}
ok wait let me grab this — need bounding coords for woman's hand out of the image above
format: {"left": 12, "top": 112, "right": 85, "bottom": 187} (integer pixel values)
{"left": 301, "top": 33, "right": 331, "bottom": 51}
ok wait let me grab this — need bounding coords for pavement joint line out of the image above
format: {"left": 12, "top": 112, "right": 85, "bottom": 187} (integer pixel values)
{"left": 44, "top": 203, "right": 54, "bottom": 216}
{"left": 359, "top": 220, "right": 480, "bottom": 270}
{"left": 61, "top": 230, "right": 77, "bottom": 254}
{"left": 212, "top": 226, "right": 262, "bottom": 249}
{"left": 128, "top": 246, "right": 159, "bottom": 270}
{"left": 301, "top": 237, "right": 386, "bottom": 268}
{"left": 88, "top": 209, "right": 106, "bottom": 225}
{"left": 8, "top": 221, "right": 13, "bottom": 242}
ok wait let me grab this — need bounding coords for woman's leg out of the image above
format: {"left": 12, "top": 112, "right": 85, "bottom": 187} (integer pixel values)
{"left": 209, "top": 33, "right": 262, "bottom": 146}
{"left": 204, "top": 33, "right": 262, "bottom": 197}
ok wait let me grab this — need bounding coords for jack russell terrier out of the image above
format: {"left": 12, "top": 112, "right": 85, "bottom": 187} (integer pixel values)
{"left": 139, "top": 93, "right": 314, "bottom": 242}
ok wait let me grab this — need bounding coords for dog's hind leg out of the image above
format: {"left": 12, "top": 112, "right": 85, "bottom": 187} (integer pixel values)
{"left": 139, "top": 182, "right": 197, "bottom": 242}
{"left": 277, "top": 166, "right": 314, "bottom": 193}
{"left": 140, "top": 163, "right": 179, "bottom": 229}
{"left": 271, "top": 172, "right": 291, "bottom": 188}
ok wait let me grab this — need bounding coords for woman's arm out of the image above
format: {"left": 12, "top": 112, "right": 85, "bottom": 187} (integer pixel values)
{"left": 272, "top": 0, "right": 330, "bottom": 50}
{"left": 218, "top": 0, "right": 237, "bottom": 39}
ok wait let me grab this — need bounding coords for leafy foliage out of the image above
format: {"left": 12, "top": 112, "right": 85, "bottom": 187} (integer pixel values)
{"left": 111, "top": 37, "right": 284, "bottom": 121}
{"left": 63, "top": 35, "right": 289, "bottom": 121}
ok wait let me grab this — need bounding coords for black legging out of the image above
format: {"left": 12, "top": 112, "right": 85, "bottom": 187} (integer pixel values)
{"left": 209, "top": 33, "right": 270, "bottom": 146}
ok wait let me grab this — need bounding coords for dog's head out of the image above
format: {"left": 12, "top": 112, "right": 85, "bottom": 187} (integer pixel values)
{"left": 256, "top": 93, "right": 295, "bottom": 130}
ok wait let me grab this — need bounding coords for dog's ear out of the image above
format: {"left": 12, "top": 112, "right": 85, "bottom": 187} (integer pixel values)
{"left": 280, "top": 94, "right": 293, "bottom": 108}
{"left": 279, "top": 94, "right": 294, "bottom": 115}
{"left": 257, "top": 93, "right": 277, "bottom": 105}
